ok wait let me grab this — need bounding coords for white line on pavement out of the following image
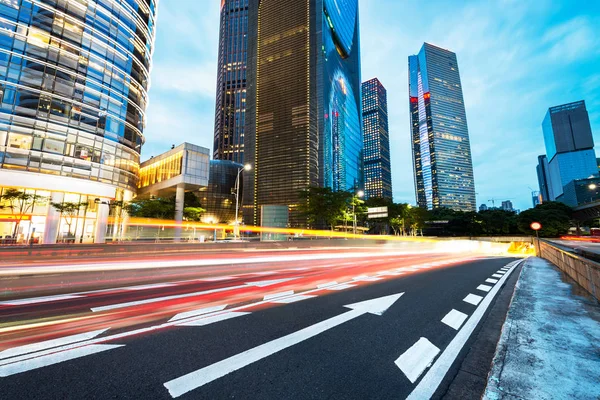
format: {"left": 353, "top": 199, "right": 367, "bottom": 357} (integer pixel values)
{"left": 0, "top": 328, "right": 109, "bottom": 361}
{"left": 463, "top": 294, "right": 483, "bottom": 306}
{"left": 270, "top": 295, "right": 316, "bottom": 304}
{"left": 177, "top": 312, "right": 251, "bottom": 327}
{"left": 325, "top": 284, "right": 356, "bottom": 291}
{"left": 485, "top": 278, "right": 499, "bottom": 284}
{"left": 492, "top": 274, "right": 503, "bottom": 278}
{"left": 263, "top": 291, "right": 295, "bottom": 301}
{"left": 406, "top": 259, "right": 523, "bottom": 399}
{"left": 441, "top": 309, "right": 468, "bottom": 330}
{"left": 395, "top": 337, "right": 440, "bottom": 383}
{"left": 164, "top": 293, "right": 404, "bottom": 398}
{"left": 168, "top": 305, "right": 228, "bottom": 322}
{"left": 0, "top": 344, "right": 123, "bottom": 377}
{"left": 477, "top": 284, "right": 493, "bottom": 293}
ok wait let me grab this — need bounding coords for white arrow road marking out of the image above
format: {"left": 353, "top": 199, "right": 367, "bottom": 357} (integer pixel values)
{"left": 168, "top": 305, "right": 228, "bottom": 322}
{"left": 463, "top": 294, "right": 483, "bottom": 306}
{"left": 0, "top": 328, "right": 119, "bottom": 377}
{"left": 485, "top": 278, "right": 499, "bottom": 284}
{"left": 163, "top": 292, "right": 404, "bottom": 398}
{"left": 395, "top": 338, "right": 440, "bottom": 383}
{"left": 0, "top": 328, "right": 109, "bottom": 360}
{"left": 476, "top": 284, "right": 492, "bottom": 293}
{"left": 441, "top": 309, "right": 468, "bottom": 330}
{"left": 0, "top": 294, "right": 84, "bottom": 306}
{"left": 177, "top": 312, "right": 251, "bottom": 327}
{"left": 0, "top": 344, "right": 123, "bottom": 377}
{"left": 91, "top": 278, "right": 299, "bottom": 312}
{"left": 406, "top": 259, "right": 523, "bottom": 400}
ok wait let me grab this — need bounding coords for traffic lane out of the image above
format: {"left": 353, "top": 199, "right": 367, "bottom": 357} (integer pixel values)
{"left": 0, "top": 251, "right": 453, "bottom": 297}
{"left": 550, "top": 239, "right": 600, "bottom": 253}
{"left": 185, "top": 257, "right": 517, "bottom": 400}
{"left": 0, "top": 254, "right": 473, "bottom": 350}
{"left": 0, "top": 257, "right": 517, "bottom": 399}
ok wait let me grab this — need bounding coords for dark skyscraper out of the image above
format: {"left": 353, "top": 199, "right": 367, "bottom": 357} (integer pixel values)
{"left": 362, "top": 78, "right": 392, "bottom": 200}
{"left": 409, "top": 43, "right": 476, "bottom": 212}
{"left": 244, "top": 0, "right": 362, "bottom": 227}
{"left": 541, "top": 100, "right": 597, "bottom": 200}
{"left": 536, "top": 155, "right": 551, "bottom": 201}
{"left": 213, "top": 0, "right": 249, "bottom": 164}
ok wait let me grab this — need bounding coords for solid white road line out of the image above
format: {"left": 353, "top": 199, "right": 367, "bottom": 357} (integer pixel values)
{"left": 91, "top": 278, "right": 299, "bottom": 312}
{"left": 352, "top": 276, "right": 383, "bottom": 282}
{"left": 395, "top": 338, "right": 440, "bottom": 384}
{"left": 463, "top": 294, "right": 483, "bottom": 306}
{"left": 177, "top": 312, "right": 251, "bottom": 327}
{"left": 485, "top": 278, "right": 499, "bottom": 284}
{"left": 270, "top": 295, "right": 316, "bottom": 304}
{"left": 476, "top": 284, "right": 493, "bottom": 293}
{"left": 120, "top": 283, "right": 176, "bottom": 291}
{"left": 263, "top": 291, "right": 294, "bottom": 301}
{"left": 168, "top": 305, "right": 228, "bottom": 322}
{"left": 0, "top": 328, "right": 109, "bottom": 360}
{"left": 0, "top": 344, "right": 123, "bottom": 377}
{"left": 326, "top": 284, "right": 356, "bottom": 291}
{"left": 317, "top": 282, "right": 339, "bottom": 288}
{"left": 0, "top": 294, "right": 84, "bottom": 306}
{"left": 406, "top": 260, "right": 523, "bottom": 400}
{"left": 441, "top": 309, "right": 468, "bottom": 330}
{"left": 492, "top": 273, "right": 503, "bottom": 278}
{"left": 164, "top": 293, "right": 404, "bottom": 398}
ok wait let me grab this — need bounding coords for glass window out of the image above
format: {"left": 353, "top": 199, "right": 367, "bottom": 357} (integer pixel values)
{"left": 7, "top": 133, "right": 32, "bottom": 149}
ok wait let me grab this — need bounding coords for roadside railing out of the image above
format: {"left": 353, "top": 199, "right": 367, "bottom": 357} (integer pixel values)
{"left": 538, "top": 239, "right": 600, "bottom": 302}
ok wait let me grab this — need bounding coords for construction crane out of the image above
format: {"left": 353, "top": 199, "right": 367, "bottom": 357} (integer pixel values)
{"left": 488, "top": 198, "right": 515, "bottom": 208}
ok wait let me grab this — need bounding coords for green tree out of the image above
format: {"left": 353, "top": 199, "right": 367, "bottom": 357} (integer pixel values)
{"left": 183, "top": 207, "right": 205, "bottom": 222}
{"left": 1, "top": 188, "right": 47, "bottom": 237}
{"left": 479, "top": 209, "right": 518, "bottom": 235}
{"left": 125, "top": 197, "right": 175, "bottom": 219}
{"left": 298, "top": 187, "right": 352, "bottom": 230}
{"left": 517, "top": 201, "right": 572, "bottom": 237}
{"left": 51, "top": 202, "right": 84, "bottom": 240}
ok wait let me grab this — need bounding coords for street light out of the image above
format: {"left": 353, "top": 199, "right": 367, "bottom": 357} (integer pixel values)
{"left": 589, "top": 183, "right": 597, "bottom": 190}
{"left": 353, "top": 190, "right": 364, "bottom": 236}
{"left": 234, "top": 164, "right": 251, "bottom": 239}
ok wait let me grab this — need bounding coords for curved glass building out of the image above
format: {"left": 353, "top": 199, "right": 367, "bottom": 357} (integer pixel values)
{"left": 0, "top": 0, "right": 157, "bottom": 243}
{"left": 244, "top": 0, "right": 362, "bottom": 227}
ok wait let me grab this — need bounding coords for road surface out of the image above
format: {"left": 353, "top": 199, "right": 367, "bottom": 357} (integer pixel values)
{"left": 0, "top": 248, "right": 520, "bottom": 399}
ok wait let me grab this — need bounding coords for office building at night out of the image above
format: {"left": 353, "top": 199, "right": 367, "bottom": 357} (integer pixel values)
{"left": 0, "top": 0, "right": 157, "bottom": 243}
{"left": 244, "top": 0, "right": 362, "bottom": 226}
{"left": 409, "top": 43, "right": 476, "bottom": 212}
{"left": 540, "top": 101, "right": 597, "bottom": 201}
{"left": 536, "top": 155, "right": 551, "bottom": 202}
{"left": 362, "top": 78, "right": 392, "bottom": 200}
{"left": 213, "top": 0, "right": 248, "bottom": 164}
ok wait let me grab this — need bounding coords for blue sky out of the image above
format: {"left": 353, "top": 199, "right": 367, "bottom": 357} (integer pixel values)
{"left": 143, "top": 0, "right": 600, "bottom": 212}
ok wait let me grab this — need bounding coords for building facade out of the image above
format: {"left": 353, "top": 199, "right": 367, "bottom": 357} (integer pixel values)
{"left": 213, "top": 0, "right": 248, "bottom": 164}
{"left": 501, "top": 200, "right": 513, "bottom": 211}
{"left": 0, "top": 0, "right": 157, "bottom": 243}
{"left": 541, "top": 101, "right": 598, "bottom": 201}
{"left": 409, "top": 43, "right": 476, "bottom": 212}
{"left": 362, "top": 78, "right": 392, "bottom": 200}
{"left": 536, "top": 155, "right": 551, "bottom": 202}
{"left": 244, "top": 0, "right": 362, "bottom": 227}
{"left": 199, "top": 159, "right": 243, "bottom": 225}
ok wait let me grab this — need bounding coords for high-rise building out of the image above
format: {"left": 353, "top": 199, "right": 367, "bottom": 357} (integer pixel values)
{"left": 409, "top": 43, "right": 476, "bottom": 212}
{"left": 479, "top": 204, "right": 488, "bottom": 212}
{"left": 536, "top": 155, "right": 551, "bottom": 201}
{"left": 501, "top": 200, "right": 513, "bottom": 211}
{"left": 362, "top": 78, "right": 392, "bottom": 200}
{"left": 0, "top": 0, "right": 157, "bottom": 243}
{"left": 213, "top": 0, "right": 248, "bottom": 164}
{"left": 541, "top": 101, "right": 597, "bottom": 200}
{"left": 244, "top": 0, "right": 362, "bottom": 226}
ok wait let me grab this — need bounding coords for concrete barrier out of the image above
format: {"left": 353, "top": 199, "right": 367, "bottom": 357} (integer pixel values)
{"left": 538, "top": 239, "right": 600, "bottom": 302}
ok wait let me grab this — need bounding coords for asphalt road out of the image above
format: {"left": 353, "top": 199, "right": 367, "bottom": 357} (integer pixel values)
{"left": 0, "top": 250, "right": 520, "bottom": 399}
{"left": 550, "top": 239, "right": 600, "bottom": 254}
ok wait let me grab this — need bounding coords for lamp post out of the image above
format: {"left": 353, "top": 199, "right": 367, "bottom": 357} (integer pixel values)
{"left": 234, "top": 164, "right": 251, "bottom": 240}
{"left": 353, "top": 190, "right": 364, "bottom": 236}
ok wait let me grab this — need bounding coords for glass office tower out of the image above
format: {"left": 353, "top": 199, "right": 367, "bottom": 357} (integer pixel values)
{"left": 362, "top": 78, "right": 392, "bottom": 200}
{"left": 245, "top": 0, "right": 362, "bottom": 227}
{"left": 213, "top": 0, "right": 248, "bottom": 164}
{"left": 409, "top": 43, "right": 476, "bottom": 212}
{"left": 0, "top": 0, "right": 157, "bottom": 243}
{"left": 541, "top": 101, "right": 597, "bottom": 200}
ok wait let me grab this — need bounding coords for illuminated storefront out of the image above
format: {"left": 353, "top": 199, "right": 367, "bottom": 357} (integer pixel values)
{"left": 0, "top": 0, "right": 157, "bottom": 243}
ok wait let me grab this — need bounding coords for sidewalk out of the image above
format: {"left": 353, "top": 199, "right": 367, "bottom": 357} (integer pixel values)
{"left": 484, "top": 257, "right": 600, "bottom": 399}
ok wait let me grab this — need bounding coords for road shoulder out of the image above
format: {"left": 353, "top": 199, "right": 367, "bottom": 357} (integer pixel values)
{"left": 483, "top": 257, "right": 600, "bottom": 400}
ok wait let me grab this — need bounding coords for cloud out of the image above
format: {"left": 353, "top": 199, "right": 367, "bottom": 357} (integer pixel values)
{"left": 543, "top": 17, "right": 599, "bottom": 62}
